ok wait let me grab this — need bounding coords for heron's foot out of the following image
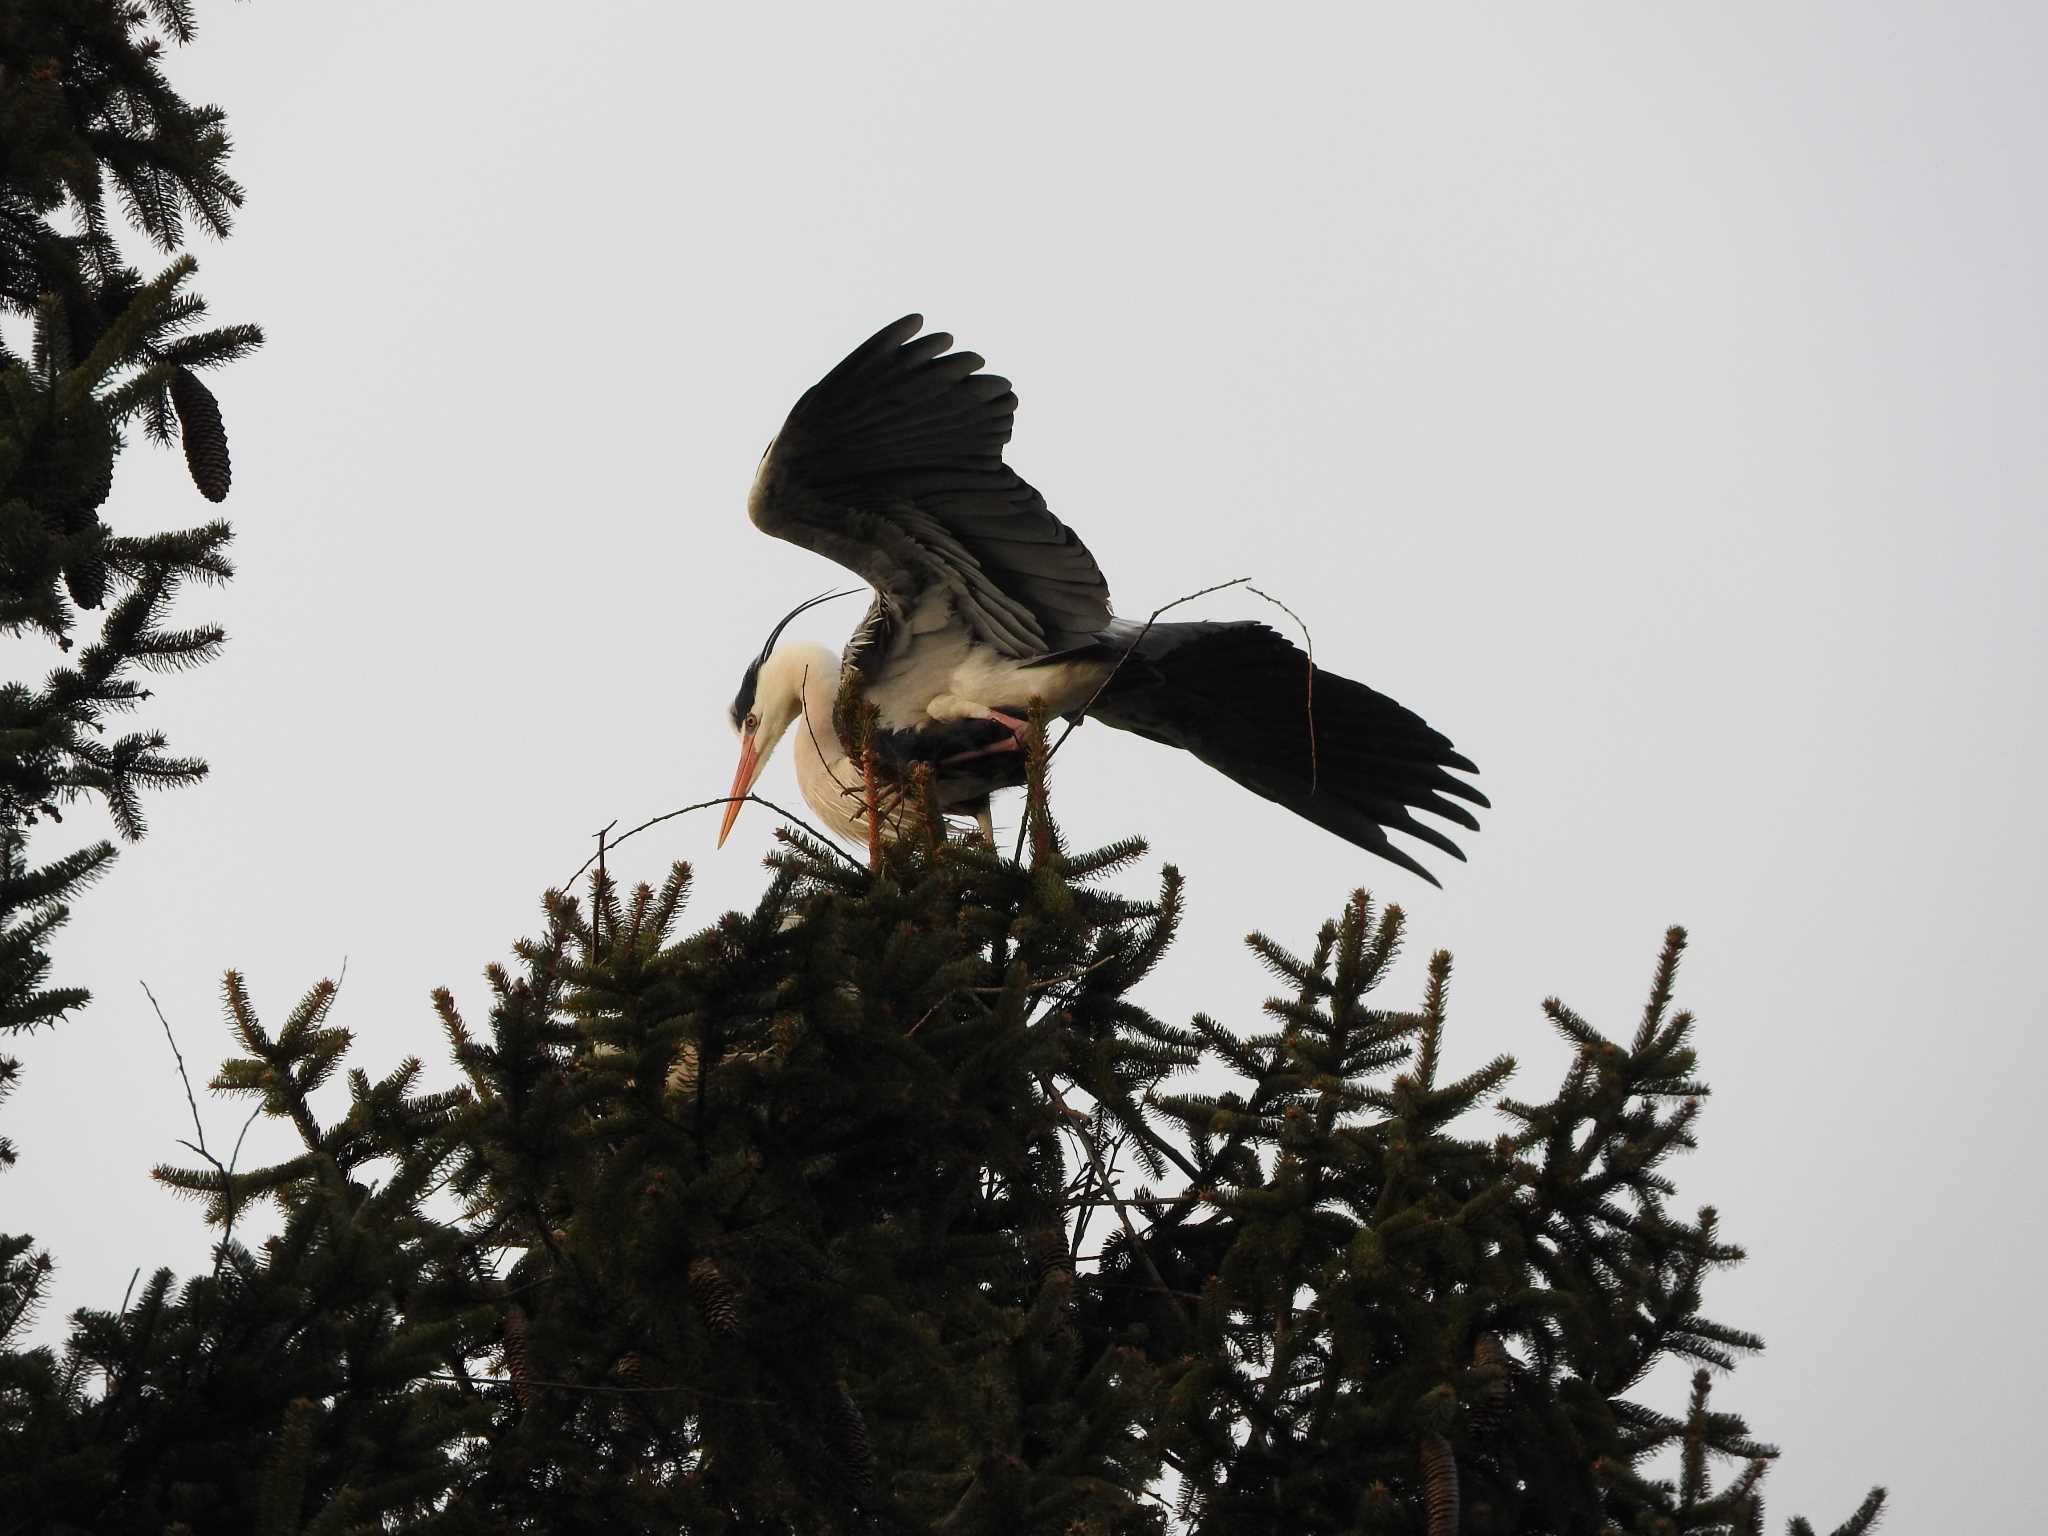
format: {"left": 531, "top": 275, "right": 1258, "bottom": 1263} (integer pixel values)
{"left": 940, "top": 735, "right": 1023, "bottom": 767}
{"left": 937, "top": 708, "right": 1033, "bottom": 768}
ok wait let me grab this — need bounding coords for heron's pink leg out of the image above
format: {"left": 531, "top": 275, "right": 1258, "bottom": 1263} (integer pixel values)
{"left": 939, "top": 708, "right": 1032, "bottom": 767}
{"left": 940, "top": 735, "right": 1024, "bottom": 766}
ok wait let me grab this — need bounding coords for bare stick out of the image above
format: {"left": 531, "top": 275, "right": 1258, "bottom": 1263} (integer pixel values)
{"left": 1067, "top": 1195, "right": 1199, "bottom": 1208}
{"left": 145, "top": 980, "right": 208, "bottom": 1158}
{"left": 904, "top": 1000, "right": 944, "bottom": 1038}
{"left": 591, "top": 819, "right": 617, "bottom": 958}
{"left": 1039, "top": 1073, "right": 1183, "bottom": 1316}
{"left": 970, "top": 953, "right": 1121, "bottom": 994}
{"left": 429, "top": 1370, "right": 778, "bottom": 1404}
{"left": 227, "top": 1104, "right": 260, "bottom": 1184}
{"left": 560, "top": 793, "right": 864, "bottom": 890}
{"left": 799, "top": 661, "right": 859, "bottom": 801}
{"left": 144, "top": 980, "right": 237, "bottom": 1279}
{"left": 906, "top": 952, "right": 1120, "bottom": 1038}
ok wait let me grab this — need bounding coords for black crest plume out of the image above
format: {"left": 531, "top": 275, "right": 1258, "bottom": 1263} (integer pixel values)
{"left": 730, "top": 588, "right": 860, "bottom": 727}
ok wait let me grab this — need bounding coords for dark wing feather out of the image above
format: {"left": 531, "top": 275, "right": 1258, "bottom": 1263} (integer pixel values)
{"left": 1095, "top": 622, "right": 1487, "bottom": 886}
{"left": 748, "top": 316, "right": 1112, "bottom": 661}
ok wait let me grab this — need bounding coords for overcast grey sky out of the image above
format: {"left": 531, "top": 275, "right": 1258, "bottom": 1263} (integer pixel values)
{"left": 9, "top": 2, "right": 2044, "bottom": 1524}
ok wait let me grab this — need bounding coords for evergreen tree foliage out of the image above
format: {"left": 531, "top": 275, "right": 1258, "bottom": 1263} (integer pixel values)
{"left": 0, "top": 0, "right": 259, "bottom": 1009}
{"left": 0, "top": 0, "right": 260, "bottom": 1484}
{"left": 0, "top": 19, "right": 253, "bottom": 996}
{"left": 0, "top": 745, "right": 1887, "bottom": 1533}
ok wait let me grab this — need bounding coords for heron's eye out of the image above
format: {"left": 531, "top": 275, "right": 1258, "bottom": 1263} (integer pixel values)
{"left": 744, "top": 712, "right": 759, "bottom": 733}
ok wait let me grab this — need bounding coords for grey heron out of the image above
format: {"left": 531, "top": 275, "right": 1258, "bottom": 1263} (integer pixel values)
{"left": 717, "top": 316, "right": 1486, "bottom": 884}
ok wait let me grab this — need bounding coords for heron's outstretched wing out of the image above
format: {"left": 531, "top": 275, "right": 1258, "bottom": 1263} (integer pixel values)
{"left": 1095, "top": 622, "right": 1488, "bottom": 886}
{"left": 748, "top": 316, "right": 1112, "bottom": 661}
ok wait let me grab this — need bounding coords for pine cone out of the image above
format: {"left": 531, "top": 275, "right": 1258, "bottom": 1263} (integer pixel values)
{"left": 64, "top": 550, "right": 107, "bottom": 611}
{"left": 1025, "top": 1224, "right": 1073, "bottom": 1278}
{"left": 663, "top": 1041, "right": 699, "bottom": 1095}
{"left": 1419, "top": 1434, "right": 1460, "bottom": 1536}
{"left": 687, "top": 1256, "right": 741, "bottom": 1338}
{"left": 826, "top": 1379, "right": 877, "bottom": 1501}
{"left": 72, "top": 441, "right": 113, "bottom": 525}
{"left": 1470, "top": 1332, "right": 1511, "bottom": 1438}
{"left": 168, "top": 368, "right": 231, "bottom": 502}
{"left": 502, "top": 1304, "right": 530, "bottom": 1405}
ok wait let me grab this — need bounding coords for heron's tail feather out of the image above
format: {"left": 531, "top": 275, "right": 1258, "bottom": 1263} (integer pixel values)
{"left": 1091, "top": 622, "right": 1487, "bottom": 885}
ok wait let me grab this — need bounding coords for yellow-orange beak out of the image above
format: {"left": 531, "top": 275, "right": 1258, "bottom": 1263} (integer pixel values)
{"left": 716, "top": 732, "right": 760, "bottom": 848}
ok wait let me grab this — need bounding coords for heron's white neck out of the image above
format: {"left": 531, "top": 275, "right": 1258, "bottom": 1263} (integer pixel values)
{"left": 760, "top": 642, "right": 868, "bottom": 842}
{"left": 756, "top": 642, "right": 840, "bottom": 737}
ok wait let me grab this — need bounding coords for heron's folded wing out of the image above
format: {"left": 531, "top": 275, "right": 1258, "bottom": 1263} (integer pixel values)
{"left": 748, "top": 315, "right": 1112, "bottom": 659}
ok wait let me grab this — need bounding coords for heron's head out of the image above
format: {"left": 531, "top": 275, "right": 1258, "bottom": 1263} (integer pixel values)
{"left": 717, "top": 592, "right": 854, "bottom": 847}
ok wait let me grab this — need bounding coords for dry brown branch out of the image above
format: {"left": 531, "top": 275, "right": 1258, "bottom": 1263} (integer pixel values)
{"left": 972, "top": 952, "right": 1121, "bottom": 995}
{"left": 559, "top": 793, "right": 864, "bottom": 891}
{"left": 798, "top": 660, "right": 859, "bottom": 800}
{"left": 906, "top": 952, "right": 1122, "bottom": 1038}
{"left": 429, "top": 1371, "right": 777, "bottom": 1405}
{"left": 1066, "top": 1195, "right": 1199, "bottom": 1208}
{"left": 590, "top": 819, "right": 617, "bottom": 958}
{"left": 144, "top": 979, "right": 258, "bottom": 1278}
{"left": 1039, "top": 1073, "right": 1184, "bottom": 1319}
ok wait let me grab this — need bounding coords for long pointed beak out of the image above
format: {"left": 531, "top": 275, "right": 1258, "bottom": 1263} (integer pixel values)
{"left": 716, "top": 732, "right": 760, "bottom": 849}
